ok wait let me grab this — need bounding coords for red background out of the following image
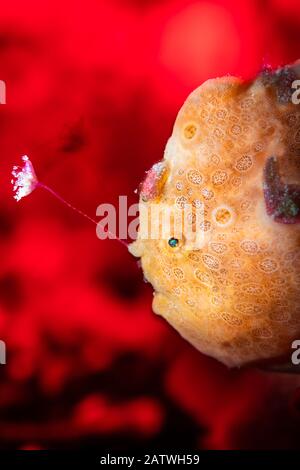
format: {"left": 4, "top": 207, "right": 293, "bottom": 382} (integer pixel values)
{"left": 0, "top": 0, "right": 300, "bottom": 450}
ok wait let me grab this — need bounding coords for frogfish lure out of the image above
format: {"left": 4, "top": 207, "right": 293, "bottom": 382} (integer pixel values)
{"left": 12, "top": 61, "right": 300, "bottom": 368}
{"left": 11, "top": 155, "right": 127, "bottom": 246}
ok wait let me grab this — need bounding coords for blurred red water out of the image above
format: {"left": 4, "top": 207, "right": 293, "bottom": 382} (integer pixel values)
{"left": 0, "top": 0, "right": 300, "bottom": 450}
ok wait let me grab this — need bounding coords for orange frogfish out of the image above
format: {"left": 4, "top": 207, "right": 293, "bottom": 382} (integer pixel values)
{"left": 129, "top": 62, "right": 300, "bottom": 368}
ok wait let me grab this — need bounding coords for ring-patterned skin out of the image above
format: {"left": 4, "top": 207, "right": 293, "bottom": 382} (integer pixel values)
{"left": 129, "top": 62, "right": 300, "bottom": 368}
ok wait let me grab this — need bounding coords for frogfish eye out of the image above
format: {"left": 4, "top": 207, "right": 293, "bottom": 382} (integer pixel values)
{"left": 168, "top": 237, "right": 179, "bottom": 248}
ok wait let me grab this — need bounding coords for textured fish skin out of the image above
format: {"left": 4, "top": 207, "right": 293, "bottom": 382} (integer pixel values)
{"left": 263, "top": 156, "right": 300, "bottom": 224}
{"left": 130, "top": 63, "right": 300, "bottom": 367}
